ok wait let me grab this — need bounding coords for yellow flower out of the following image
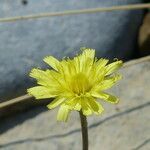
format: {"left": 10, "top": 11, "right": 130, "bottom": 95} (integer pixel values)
{"left": 27, "top": 49, "right": 123, "bottom": 122}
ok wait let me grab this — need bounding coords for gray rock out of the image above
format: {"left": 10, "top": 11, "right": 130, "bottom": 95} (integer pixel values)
{"left": 0, "top": 0, "right": 144, "bottom": 100}
{"left": 0, "top": 57, "right": 150, "bottom": 150}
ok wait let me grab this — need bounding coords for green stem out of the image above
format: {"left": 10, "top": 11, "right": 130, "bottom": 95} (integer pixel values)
{"left": 79, "top": 111, "right": 88, "bottom": 150}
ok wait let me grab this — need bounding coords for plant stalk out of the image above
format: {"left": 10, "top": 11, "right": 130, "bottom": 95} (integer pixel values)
{"left": 79, "top": 111, "right": 88, "bottom": 150}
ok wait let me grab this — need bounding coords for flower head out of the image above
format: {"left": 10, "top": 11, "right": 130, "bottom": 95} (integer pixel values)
{"left": 27, "top": 49, "right": 123, "bottom": 121}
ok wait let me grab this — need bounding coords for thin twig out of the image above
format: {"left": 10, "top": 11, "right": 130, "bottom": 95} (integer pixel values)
{"left": 0, "top": 55, "right": 149, "bottom": 109}
{"left": 0, "top": 94, "right": 32, "bottom": 109}
{"left": 0, "top": 3, "right": 150, "bottom": 23}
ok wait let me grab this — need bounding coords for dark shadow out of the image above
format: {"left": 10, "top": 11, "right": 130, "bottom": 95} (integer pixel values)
{"left": 0, "top": 106, "right": 47, "bottom": 134}
{"left": 140, "top": 35, "right": 150, "bottom": 56}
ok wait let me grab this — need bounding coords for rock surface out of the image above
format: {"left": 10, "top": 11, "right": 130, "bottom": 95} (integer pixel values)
{"left": 0, "top": 57, "right": 150, "bottom": 150}
{"left": 0, "top": 0, "right": 144, "bottom": 101}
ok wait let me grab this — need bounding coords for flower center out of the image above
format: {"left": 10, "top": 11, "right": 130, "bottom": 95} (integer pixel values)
{"left": 70, "top": 72, "right": 91, "bottom": 95}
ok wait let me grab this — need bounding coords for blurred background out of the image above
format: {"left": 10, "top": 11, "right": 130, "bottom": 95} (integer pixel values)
{"left": 0, "top": 0, "right": 150, "bottom": 150}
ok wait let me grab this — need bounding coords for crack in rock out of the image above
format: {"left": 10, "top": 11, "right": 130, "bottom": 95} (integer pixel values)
{"left": 131, "top": 138, "right": 150, "bottom": 150}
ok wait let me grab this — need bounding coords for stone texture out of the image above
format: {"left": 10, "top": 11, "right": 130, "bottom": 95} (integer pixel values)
{"left": 0, "top": 0, "right": 144, "bottom": 101}
{"left": 0, "top": 57, "right": 150, "bottom": 150}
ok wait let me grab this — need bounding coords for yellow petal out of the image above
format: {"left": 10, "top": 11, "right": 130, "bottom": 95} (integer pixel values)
{"left": 43, "top": 56, "right": 60, "bottom": 71}
{"left": 81, "top": 98, "right": 92, "bottom": 116}
{"left": 74, "top": 98, "right": 82, "bottom": 111}
{"left": 82, "top": 48, "right": 95, "bottom": 59}
{"left": 60, "top": 59, "right": 76, "bottom": 78}
{"left": 105, "top": 60, "right": 123, "bottom": 75}
{"left": 29, "top": 68, "right": 45, "bottom": 79}
{"left": 57, "top": 104, "right": 70, "bottom": 122}
{"left": 91, "top": 91, "right": 119, "bottom": 104}
{"left": 74, "top": 48, "right": 95, "bottom": 73}
{"left": 29, "top": 68, "right": 49, "bottom": 86}
{"left": 27, "top": 86, "right": 57, "bottom": 99}
{"left": 65, "top": 97, "right": 82, "bottom": 111}
{"left": 70, "top": 97, "right": 81, "bottom": 111}
{"left": 74, "top": 102, "right": 82, "bottom": 111}
{"left": 87, "top": 97, "right": 104, "bottom": 114}
{"left": 95, "top": 58, "right": 109, "bottom": 70}
{"left": 79, "top": 48, "right": 95, "bottom": 61}
{"left": 47, "top": 97, "right": 66, "bottom": 109}
{"left": 45, "top": 69, "right": 71, "bottom": 95}
{"left": 92, "top": 74, "right": 122, "bottom": 91}
{"left": 89, "top": 59, "right": 108, "bottom": 84}
{"left": 29, "top": 68, "right": 61, "bottom": 88}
